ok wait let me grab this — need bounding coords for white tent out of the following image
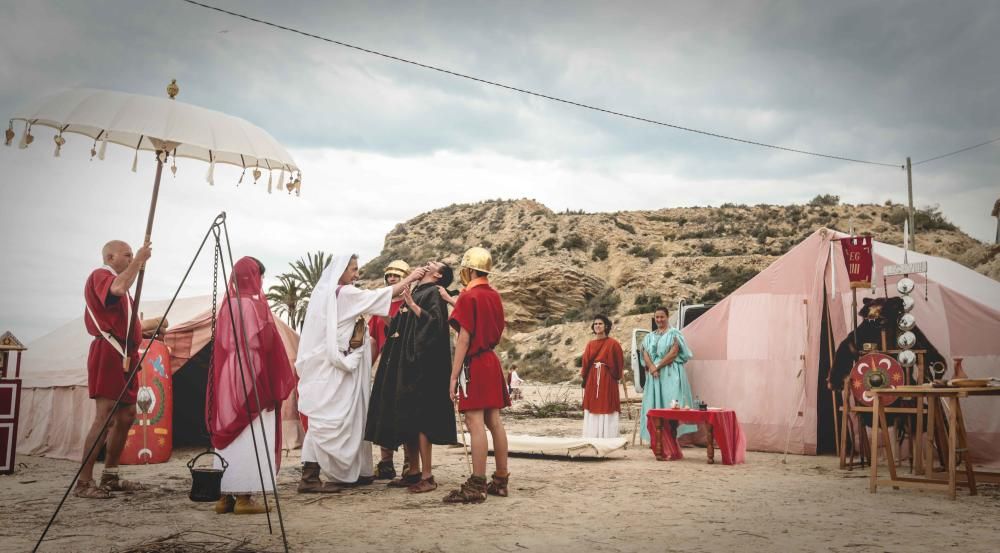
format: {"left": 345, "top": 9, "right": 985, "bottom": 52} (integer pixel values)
{"left": 17, "top": 296, "right": 302, "bottom": 461}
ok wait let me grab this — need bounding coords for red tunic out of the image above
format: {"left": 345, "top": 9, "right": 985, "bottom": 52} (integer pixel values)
{"left": 83, "top": 267, "right": 142, "bottom": 404}
{"left": 368, "top": 299, "right": 403, "bottom": 361}
{"left": 581, "top": 337, "right": 623, "bottom": 414}
{"left": 449, "top": 278, "right": 510, "bottom": 412}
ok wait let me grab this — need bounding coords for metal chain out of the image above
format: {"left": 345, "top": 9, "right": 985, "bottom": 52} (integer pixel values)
{"left": 205, "top": 235, "right": 220, "bottom": 445}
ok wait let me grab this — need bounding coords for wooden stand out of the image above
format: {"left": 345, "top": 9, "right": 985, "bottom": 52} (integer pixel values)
{"left": 869, "top": 386, "right": 1000, "bottom": 499}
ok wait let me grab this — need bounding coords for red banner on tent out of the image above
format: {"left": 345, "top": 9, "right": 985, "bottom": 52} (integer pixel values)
{"left": 840, "top": 235, "right": 873, "bottom": 288}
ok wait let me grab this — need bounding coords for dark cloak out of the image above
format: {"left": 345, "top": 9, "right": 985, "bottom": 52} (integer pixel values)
{"left": 365, "top": 282, "right": 456, "bottom": 449}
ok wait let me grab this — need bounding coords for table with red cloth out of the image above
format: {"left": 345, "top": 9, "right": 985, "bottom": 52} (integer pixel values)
{"left": 646, "top": 408, "right": 747, "bottom": 465}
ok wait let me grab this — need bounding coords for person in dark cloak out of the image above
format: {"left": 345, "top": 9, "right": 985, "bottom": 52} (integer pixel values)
{"left": 365, "top": 261, "right": 457, "bottom": 492}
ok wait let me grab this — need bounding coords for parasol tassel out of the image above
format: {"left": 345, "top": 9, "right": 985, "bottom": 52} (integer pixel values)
{"left": 267, "top": 170, "right": 273, "bottom": 193}
{"left": 131, "top": 148, "right": 139, "bottom": 172}
{"left": 18, "top": 123, "right": 32, "bottom": 149}
{"left": 53, "top": 133, "right": 66, "bottom": 157}
{"left": 98, "top": 134, "right": 108, "bottom": 160}
{"left": 206, "top": 152, "right": 216, "bottom": 185}
{"left": 277, "top": 169, "right": 286, "bottom": 191}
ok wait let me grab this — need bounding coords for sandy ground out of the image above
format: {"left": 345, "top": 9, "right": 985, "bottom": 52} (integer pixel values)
{"left": 3, "top": 386, "right": 999, "bottom": 553}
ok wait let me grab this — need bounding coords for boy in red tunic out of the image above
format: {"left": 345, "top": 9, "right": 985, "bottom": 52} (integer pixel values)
{"left": 367, "top": 259, "right": 415, "bottom": 481}
{"left": 76, "top": 240, "right": 151, "bottom": 499}
{"left": 443, "top": 247, "right": 511, "bottom": 504}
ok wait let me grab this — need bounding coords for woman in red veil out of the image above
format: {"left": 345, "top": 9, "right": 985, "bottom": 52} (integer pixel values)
{"left": 207, "top": 257, "right": 295, "bottom": 515}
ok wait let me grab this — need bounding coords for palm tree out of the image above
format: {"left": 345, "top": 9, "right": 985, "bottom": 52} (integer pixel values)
{"left": 267, "top": 274, "right": 307, "bottom": 330}
{"left": 291, "top": 251, "right": 333, "bottom": 297}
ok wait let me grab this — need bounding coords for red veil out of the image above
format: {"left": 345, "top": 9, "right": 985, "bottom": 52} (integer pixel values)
{"left": 207, "top": 257, "right": 295, "bottom": 464}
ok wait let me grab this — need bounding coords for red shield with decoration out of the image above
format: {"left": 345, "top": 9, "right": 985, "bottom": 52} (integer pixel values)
{"left": 850, "top": 352, "right": 905, "bottom": 406}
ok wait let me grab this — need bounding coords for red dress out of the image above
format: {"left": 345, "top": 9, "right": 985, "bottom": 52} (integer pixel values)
{"left": 581, "top": 337, "right": 623, "bottom": 414}
{"left": 84, "top": 267, "right": 143, "bottom": 404}
{"left": 368, "top": 299, "right": 403, "bottom": 361}
{"left": 450, "top": 278, "right": 510, "bottom": 412}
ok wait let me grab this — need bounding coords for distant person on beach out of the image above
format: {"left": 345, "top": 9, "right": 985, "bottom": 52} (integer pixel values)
{"left": 639, "top": 306, "right": 695, "bottom": 451}
{"left": 367, "top": 259, "right": 414, "bottom": 482}
{"left": 76, "top": 240, "right": 151, "bottom": 499}
{"left": 443, "top": 247, "right": 511, "bottom": 504}
{"left": 507, "top": 365, "right": 524, "bottom": 401}
{"left": 295, "top": 254, "right": 425, "bottom": 493}
{"left": 207, "top": 257, "right": 295, "bottom": 515}
{"left": 580, "top": 314, "right": 624, "bottom": 438}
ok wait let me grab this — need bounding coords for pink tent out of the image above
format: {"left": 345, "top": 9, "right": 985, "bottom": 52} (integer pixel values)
{"left": 684, "top": 229, "right": 1000, "bottom": 464}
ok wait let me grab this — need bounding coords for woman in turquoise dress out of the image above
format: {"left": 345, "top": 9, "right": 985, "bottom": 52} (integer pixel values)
{"left": 640, "top": 306, "right": 695, "bottom": 442}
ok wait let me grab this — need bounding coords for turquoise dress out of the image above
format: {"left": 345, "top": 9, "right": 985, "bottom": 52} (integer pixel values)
{"left": 640, "top": 328, "right": 695, "bottom": 441}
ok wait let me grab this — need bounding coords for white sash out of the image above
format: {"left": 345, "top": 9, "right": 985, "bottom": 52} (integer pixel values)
{"left": 86, "top": 267, "right": 133, "bottom": 366}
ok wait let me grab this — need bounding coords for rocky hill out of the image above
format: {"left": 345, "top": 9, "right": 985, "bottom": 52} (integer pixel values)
{"left": 361, "top": 198, "right": 998, "bottom": 382}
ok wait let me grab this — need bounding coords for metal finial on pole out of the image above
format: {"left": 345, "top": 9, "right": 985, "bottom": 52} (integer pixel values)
{"left": 167, "top": 79, "right": 179, "bottom": 100}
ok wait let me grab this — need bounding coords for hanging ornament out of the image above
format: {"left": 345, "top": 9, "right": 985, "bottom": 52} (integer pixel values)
{"left": 206, "top": 154, "right": 216, "bottom": 185}
{"left": 277, "top": 169, "right": 286, "bottom": 191}
{"left": 170, "top": 150, "right": 177, "bottom": 176}
{"left": 898, "top": 313, "right": 916, "bottom": 332}
{"left": 900, "top": 295, "right": 915, "bottom": 313}
{"left": 53, "top": 133, "right": 66, "bottom": 157}
{"left": 90, "top": 138, "right": 98, "bottom": 160}
{"left": 896, "top": 331, "right": 916, "bottom": 350}
{"left": 896, "top": 277, "right": 915, "bottom": 295}
{"left": 4, "top": 123, "right": 14, "bottom": 146}
{"left": 19, "top": 124, "right": 33, "bottom": 149}
{"left": 252, "top": 167, "right": 262, "bottom": 182}
{"left": 897, "top": 349, "right": 917, "bottom": 368}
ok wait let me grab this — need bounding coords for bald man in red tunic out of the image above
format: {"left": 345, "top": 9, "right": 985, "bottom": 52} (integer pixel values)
{"left": 75, "top": 240, "right": 151, "bottom": 499}
{"left": 443, "top": 247, "right": 511, "bottom": 504}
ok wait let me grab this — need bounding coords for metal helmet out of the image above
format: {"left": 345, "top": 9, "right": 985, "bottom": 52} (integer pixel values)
{"left": 459, "top": 247, "right": 493, "bottom": 286}
{"left": 383, "top": 259, "right": 411, "bottom": 281}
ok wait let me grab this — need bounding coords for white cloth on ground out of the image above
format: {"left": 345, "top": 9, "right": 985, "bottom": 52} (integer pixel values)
{"left": 213, "top": 409, "right": 277, "bottom": 494}
{"left": 582, "top": 410, "right": 620, "bottom": 439}
{"left": 296, "top": 255, "right": 392, "bottom": 483}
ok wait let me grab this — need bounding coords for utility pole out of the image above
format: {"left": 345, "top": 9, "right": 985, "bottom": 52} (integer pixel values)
{"left": 992, "top": 198, "right": 1000, "bottom": 245}
{"left": 906, "top": 157, "right": 915, "bottom": 252}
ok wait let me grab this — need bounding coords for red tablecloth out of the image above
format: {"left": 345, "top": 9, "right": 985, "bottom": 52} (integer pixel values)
{"left": 646, "top": 408, "right": 747, "bottom": 465}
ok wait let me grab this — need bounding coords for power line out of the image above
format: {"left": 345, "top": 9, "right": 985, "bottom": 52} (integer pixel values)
{"left": 913, "top": 136, "right": 1000, "bottom": 166}
{"left": 179, "top": 0, "right": 903, "bottom": 169}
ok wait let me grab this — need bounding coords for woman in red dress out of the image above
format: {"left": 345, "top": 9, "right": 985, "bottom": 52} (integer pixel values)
{"left": 580, "top": 314, "right": 623, "bottom": 438}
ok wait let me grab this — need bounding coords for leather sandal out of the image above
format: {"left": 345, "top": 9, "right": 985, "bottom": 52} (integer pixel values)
{"left": 486, "top": 472, "right": 509, "bottom": 497}
{"left": 374, "top": 460, "right": 396, "bottom": 480}
{"left": 74, "top": 480, "right": 112, "bottom": 499}
{"left": 388, "top": 472, "right": 422, "bottom": 488}
{"left": 407, "top": 476, "right": 438, "bottom": 494}
{"left": 442, "top": 475, "right": 487, "bottom": 504}
{"left": 99, "top": 473, "right": 145, "bottom": 492}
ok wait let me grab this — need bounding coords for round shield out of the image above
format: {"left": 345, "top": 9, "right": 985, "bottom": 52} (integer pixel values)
{"left": 850, "top": 352, "right": 905, "bottom": 407}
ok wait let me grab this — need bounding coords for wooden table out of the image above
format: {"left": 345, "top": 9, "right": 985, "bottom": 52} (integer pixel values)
{"left": 869, "top": 385, "right": 1000, "bottom": 499}
{"left": 646, "top": 408, "right": 746, "bottom": 465}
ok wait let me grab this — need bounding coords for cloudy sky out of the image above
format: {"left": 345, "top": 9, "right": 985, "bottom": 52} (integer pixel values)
{"left": 1, "top": 0, "right": 997, "bottom": 341}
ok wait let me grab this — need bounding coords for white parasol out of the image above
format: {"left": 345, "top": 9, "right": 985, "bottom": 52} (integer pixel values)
{"left": 5, "top": 80, "right": 301, "bottom": 310}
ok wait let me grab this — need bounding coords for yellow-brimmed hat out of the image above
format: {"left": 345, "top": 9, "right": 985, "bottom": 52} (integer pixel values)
{"left": 384, "top": 259, "right": 411, "bottom": 279}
